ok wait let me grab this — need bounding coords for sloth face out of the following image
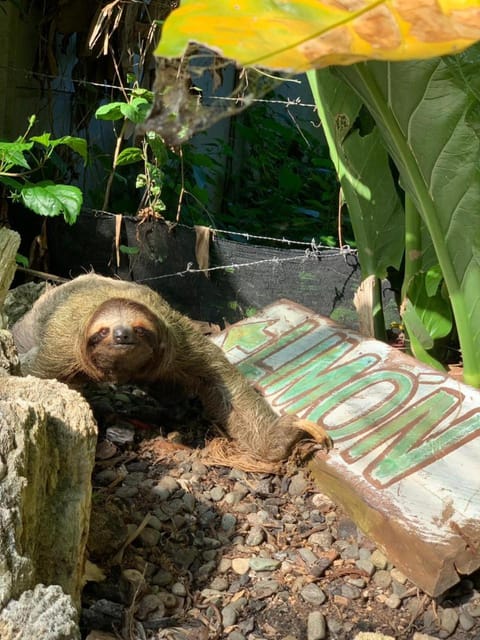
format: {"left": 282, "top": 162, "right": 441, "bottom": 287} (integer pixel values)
{"left": 85, "top": 298, "right": 162, "bottom": 383}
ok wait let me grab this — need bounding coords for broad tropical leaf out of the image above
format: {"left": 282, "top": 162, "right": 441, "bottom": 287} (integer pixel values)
{"left": 308, "top": 68, "right": 404, "bottom": 280}
{"left": 334, "top": 46, "right": 480, "bottom": 385}
{"left": 156, "top": 0, "right": 480, "bottom": 71}
{"left": 20, "top": 183, "right": 83, "bottom": 224}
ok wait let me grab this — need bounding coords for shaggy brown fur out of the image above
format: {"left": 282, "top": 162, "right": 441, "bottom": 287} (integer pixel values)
{"left": 12, "top": 274, "right": 331, "bottom": 462}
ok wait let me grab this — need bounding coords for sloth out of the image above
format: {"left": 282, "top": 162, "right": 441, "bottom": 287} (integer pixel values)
{"left": 12, "top": 273, "right": 331, "bottom": 462}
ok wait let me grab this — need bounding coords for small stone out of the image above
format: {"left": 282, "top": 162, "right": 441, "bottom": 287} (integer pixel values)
{"left": 459, "top": 610, "right": 475, "bottom": 631}
{"left": 371, "top": 549, "right": 388, "bottom": 570}
{"left": 106, "top": 426, "right": 135, "bottom": 444}
{"left": 356, "top": 558, "right": 375, "bottom": 576}
{"left": 307, "top": 611, "right": 327, "bottom": 640}
{"left": 467, "top": 604, "right": 480, "bottom": 617}
{"left": 227, "top": 632, "right": 246, "bottom": 640}
{"left": 157, "top": 592, "right": 177, "bottom": 609}
{"left": 245, "top": 526, "right": 265, "bottom": 546}
{"left": 249, "top": 556, "right": 281, "bottom": 572}
{"left": 198, "top": 561, "right": 216, "bottom": 578}
{"left": 221, "top": 514, "right": 237, "bottom": 531}
{"left": 123, "top": 471, "right": 146, "bottom": 486}
{"left": 151, "top": 476, "right": 180, "bottom": 499}
{"left": 191, "top": 460, "right": 208, "bottom": 477}
{"left": 327, "top": 618, "right": 342, "bottom": 633}
{"left": 385, "top": 593, "right": 401, "bottom": 609}
{"left": 171, "top": 582, "right": 186, "bottom": 596}
{"left": 218, "top": 558, "right": 232, "bottom": 573}
{"left": 122, "top": 569, "right": 145, "bottom": 588}
{"left": 136, "top": 594, "right": 165, "bottom": 620}
{"left": 390, "top": 568, "right": 407, "bottom": 584}
{"left": 151, "top": 570, "right": 173, "bottom": 587}
{"left": 391, "top": 580, "right": 408, "bottom": 597}
{"left": 252, "top": 580, "right": 280, "bottom": 598}
{"left": 115, "top": 486, "right": 138, "bottom": 498}
{"left": 138, "top": 527, "right": 161, "bottom": 547}
{"left": 288, "top": 472, "right": 309, "bottom": 496}
{"left": 222, "top": 603, "right": 239, "bottom": 627}
{"left": 231, "top": 558, "right": 250, "bottom": 575}
{"left": 439, "top": 607, "right": 458, "bottom": 634}
{"left": 300, "top": 583, "right": 327, "bottom": 606}
{"left": 348, "top": 577, "right": 366, "bottom": 588}
{"left": 309, "top": 531, "right": 333, "bottom": 548}
{"left": 94, "top": 469, "right": 118, "bottom": 485}
{"left": 341, "top": 584, "right": 361, "bottom": 600}
{"left": 210, "top": 486, "right": 225, "bottom": 501}
{"left": 358, "top": 548, "right": 372, "bottom": 562}
{"left": 298, "top": 548, "right": 318, "bottom": 566}
{"left": 373, "top": 570, "right": 392, "bottom": 589}
{"left": 412, "top": 634, "right": 439, "bottom": 640}
{"left": 337, "top": 517, "right": 358, "bottom": 540}
{"left": 182, "top": 493, "right": 195, "bottom": 512}
{"left": 209, "top": 577, "right": 229, "bottom": 591}
{"left": 341, "top": 543, "right": 359, "bottom": 560}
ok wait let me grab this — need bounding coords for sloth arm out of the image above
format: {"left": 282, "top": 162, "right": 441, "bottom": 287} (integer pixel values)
{"left": 159, "top": 320, "right": 331, "bottom": 462}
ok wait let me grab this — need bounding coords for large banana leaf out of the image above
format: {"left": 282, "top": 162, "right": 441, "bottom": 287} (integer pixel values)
{"left": 308, "top": 68, "right": 404, "bottom": 337}
{"left": 332, "top": 47, "right": 480, "bottom": 385}
{"left": 156, "top": 0, "right": 480, "bottom": 70}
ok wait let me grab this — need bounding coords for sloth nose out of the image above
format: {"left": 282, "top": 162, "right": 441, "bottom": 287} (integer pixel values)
{"left": 112, "top": 325, "right": 134, "bottom": 344}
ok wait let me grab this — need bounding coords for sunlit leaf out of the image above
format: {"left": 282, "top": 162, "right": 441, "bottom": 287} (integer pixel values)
{"left": 156, "top": 0, "right": 480, "bottom": 71}
{"left": 116, "top": 147, "right": 143, "bottom": 166}
{"left": 20, "top": 182, "right": 83, "bottom": 224}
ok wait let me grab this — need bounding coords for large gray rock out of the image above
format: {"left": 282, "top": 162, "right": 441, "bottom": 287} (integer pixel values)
{"left": 0, "top": 584, "right": 80, "bottom": 640}
{"left": 0, "top": 375, "right": 97, "bottom": 609}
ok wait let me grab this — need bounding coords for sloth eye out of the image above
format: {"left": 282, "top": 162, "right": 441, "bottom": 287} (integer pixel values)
{"left": 133, "top": 325, "right": 147, "bottom": 336}
{"left": 88, "top": 327, "right": 109, "bottom": 346}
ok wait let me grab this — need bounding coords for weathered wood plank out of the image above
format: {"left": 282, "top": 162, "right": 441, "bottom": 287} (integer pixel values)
{"left": 212, "top": 299, "right": 480, "bottom": 596}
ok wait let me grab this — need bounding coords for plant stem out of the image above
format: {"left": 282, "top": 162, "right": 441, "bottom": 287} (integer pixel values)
{"left": 401, "top": 194, "right": 422, "bottom": 301}
{"left": 102, "top": 120, "right": 128, "bottom": 212}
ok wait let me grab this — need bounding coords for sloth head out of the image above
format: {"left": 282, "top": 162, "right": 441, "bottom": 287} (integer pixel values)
{"left": 82, "top": 298, "right": 166, "bottom": 383}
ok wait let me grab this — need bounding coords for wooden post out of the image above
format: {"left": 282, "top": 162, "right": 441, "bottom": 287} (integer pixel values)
{"left": 0, "top": 228, "right": 20, "bottom": 327}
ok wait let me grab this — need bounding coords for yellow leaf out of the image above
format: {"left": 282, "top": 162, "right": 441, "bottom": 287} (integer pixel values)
{"left": 156, "top": 0, "right": 480, "bottom": 71}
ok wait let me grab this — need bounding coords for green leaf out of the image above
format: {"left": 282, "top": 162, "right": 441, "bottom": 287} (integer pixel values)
{"left": 333, "top": 50, "right": 480, "bottom": 384}
{"left": 20, "top": 183, "right": 83, "bottom": 224}
{"left": 95, "top": 102, "right": 125, "bottom": 121}
{"left": 50, "top": 136, "right": 88, "bottom": 163}
{"left": 0, "top": 175, "right": 23, "bottom": 190}
{"left": 146, "top": 132, "right": 168, "bottom": 163}
{"left": 119, "top": 244, "right": 140, "bottom": 255}
{"left": 15, "top": 253, "right": 29, "bottom": 268}
{"left": 30, "top": 133, "right": 52, "bottom": 146}
{"left": 424, "top": 265, "right": 443, "bottom": 297}
{"left": 116, "top": 147, "right": 143, "bottom": 166}
{"left": 308, "top": 68, "right": 404, "bottom": 280}
{"left": 119, "top": 97, "right": 150, "bottom": 124}
{"left": 403, "top": 273, "right": 452, "bottom": 343}
{"left": 0, "top": 141, "right": 33, "bottom": 170}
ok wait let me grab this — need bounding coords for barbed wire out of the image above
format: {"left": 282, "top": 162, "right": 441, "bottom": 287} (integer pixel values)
{"left": 1, "top": 65, "right": 317, "bottom": 109}
{"left": 78, "top": 207, "right": 357, "bottom": 283}
{"left": 83, "top": 206, "right": 356, "bottom": 254}
{"left": 137, "top": 251, "right": 324, "bottom": 283}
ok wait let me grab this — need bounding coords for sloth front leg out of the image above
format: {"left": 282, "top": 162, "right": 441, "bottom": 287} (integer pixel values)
{"left": 196, "top": 373, "right": 332, "bottom": 462}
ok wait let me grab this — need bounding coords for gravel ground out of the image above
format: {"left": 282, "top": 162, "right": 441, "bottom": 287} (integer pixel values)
{"left": 80, "top": 384, "right": 480, "bottom": 640}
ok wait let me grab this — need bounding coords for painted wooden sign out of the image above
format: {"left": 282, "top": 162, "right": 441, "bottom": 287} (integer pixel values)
{"left": 211, "top": 299, "right": 480, "bottom": 596}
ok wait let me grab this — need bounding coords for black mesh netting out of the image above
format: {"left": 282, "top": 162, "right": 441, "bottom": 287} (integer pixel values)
{"left": 47, "top": 211, "right": 361, "bottom": 328}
